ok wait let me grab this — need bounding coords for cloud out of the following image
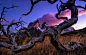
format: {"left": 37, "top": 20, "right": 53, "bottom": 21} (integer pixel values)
{"left": 58, "top": 9, "right": 71, "bottom": 18}
{"left": 38, "top": 9, "right": 86, "bottom": 28}
{"left": 38, "top": 9, "right": 71, "bottom": 27}
{"left": 78, "top": 10, "right": 86, "bottom": 16}
{"left": 38, "top": 13, "right": 64, "bottom": 27}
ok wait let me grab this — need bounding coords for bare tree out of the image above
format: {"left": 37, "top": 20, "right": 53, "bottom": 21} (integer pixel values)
{"left": 0, "top": 5, "right": 29, "bottom": 47}
{"left": 0, "top": 0, "right": 86, "bottom": 52}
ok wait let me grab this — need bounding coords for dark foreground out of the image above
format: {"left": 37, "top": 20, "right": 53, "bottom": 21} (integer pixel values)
{"left": 0, "top": 28, "right": 86, "bottom": 55}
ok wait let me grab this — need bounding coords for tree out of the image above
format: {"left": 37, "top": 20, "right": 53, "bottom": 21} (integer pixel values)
{"left": 0, "top": 0, "right": 86, "bottom": 52}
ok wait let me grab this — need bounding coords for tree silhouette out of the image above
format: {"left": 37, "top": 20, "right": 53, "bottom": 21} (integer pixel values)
{"left": 0, "top": 0, "right": 86, "bottom": 52}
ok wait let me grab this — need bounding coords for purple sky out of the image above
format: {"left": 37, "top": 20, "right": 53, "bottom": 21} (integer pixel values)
{"left": 0, "top": 0, "right": 86, "bottom": 30}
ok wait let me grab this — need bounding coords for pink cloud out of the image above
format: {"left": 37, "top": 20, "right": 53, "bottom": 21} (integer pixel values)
{"left": 38, "top": 9, "right": 86, "bottom": 28}
{"left": 78, "top": 10, "right": 86, "bottom": 16}
{"left": 58, "top": 9, "right": 71, "bottom": 18}
{"left": 38, "top": 9, "right": 71, "bottom": 27}
{"left": 38, "top": 13, "right": 64, "bottom": 27}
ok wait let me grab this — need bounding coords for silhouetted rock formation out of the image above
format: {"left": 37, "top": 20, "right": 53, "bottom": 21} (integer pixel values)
{"left": 18, "top": 20, "right": 41, "bottom": 37}
{"left": 18, "top": 28, "right": 42, "bottom": 37}
{"left": 19, "top": 19, "right": 75, "bottom": 37}
{"left": 28, "top": 20, "right": 41, "bottom": 37}
{"left": 41, "top": 22, "right": 47, "bottom": 29}
{"left": 29, "top": 28, "right": 42, "bottom": 37}
{"left": 19, "top": 26, "right": 75, "bottom": 38}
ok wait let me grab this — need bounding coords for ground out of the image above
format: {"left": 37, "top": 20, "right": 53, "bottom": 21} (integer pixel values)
{"left": 0, "top": 28, "right": 86, "bottom": 55}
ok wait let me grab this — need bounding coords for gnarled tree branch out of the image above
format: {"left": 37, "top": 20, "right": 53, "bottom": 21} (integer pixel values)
{"left": 0, "top": 5, "right": 19, "bottom": 36}
{"left": 22, "top": 0, "right": 41, "bottom": 16}
{"left": 22, "top": 0, "right": 59, "bottom": 16}
{"left": 76, "top": 4, "right": 86, "bottom": 10}
{"left": 0, "top": 26, "right": 84, "bottom": 52}
{"left": 0, "top": 0, "right": 85, "bottom": 52}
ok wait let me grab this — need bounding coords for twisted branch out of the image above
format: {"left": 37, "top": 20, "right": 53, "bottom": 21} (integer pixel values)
{"left": 0, "top": 5, "right": 19, "bottom": 36}
{"left": 0, "top": 0, "right": 85, "bottom": 52}
{"left": 0, "top": 27, "right": 84, "bottom": 52}
{"left": 22, "top": 0, "right": 58, "bottom": 16}
{"left": 22, "top": 0, "right": 41, "bottom": 16}
{"left": 76, "top": 4, "right": 86, "bottom": 10}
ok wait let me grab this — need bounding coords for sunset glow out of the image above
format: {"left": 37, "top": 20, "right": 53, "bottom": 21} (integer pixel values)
{"left": 0, "top": 0, "right": 86, "bottom": 30}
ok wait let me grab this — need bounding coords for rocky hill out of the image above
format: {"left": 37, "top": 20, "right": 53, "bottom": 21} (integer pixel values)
{"left": 18, "top": 26, "right": 75, "bottom": 37}
{"left": 18, "top": 20, "right": 75, "bottom": 37}
{"left": 0, "top": 27, "right": 86, "bottom": 55}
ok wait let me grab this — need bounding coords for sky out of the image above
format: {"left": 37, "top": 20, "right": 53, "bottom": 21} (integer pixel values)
{"left": 0, "top": 0, "right": 86, "bottom": 31}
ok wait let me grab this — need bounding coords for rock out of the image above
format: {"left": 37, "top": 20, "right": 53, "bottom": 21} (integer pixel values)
{"left": 29, "top": 28, "right": 42, "bottom": 37}
{"left": 18, "top": 20, "right": 42, "bottom": 37}
{"left": 41, "top": 22, "right": 47, "bottom": 29}
{"left": 18, "top": 19, "right": 75, "bottom": 37}
{"left": 18, "top": 28, "right": 42, "bottom": 37}
{"left": 27, "top": 20, "right": 42, "bottom": 37}
{"left": 61, "top": 27, "right": 75, "bottom": 34}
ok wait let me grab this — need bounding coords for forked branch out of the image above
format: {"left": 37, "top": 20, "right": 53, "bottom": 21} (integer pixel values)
{"left": 0, "top": 0, "right": 85, "bottom": 52}
{"left": 22, "top": 0, "right": 58, "bottom": 16}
